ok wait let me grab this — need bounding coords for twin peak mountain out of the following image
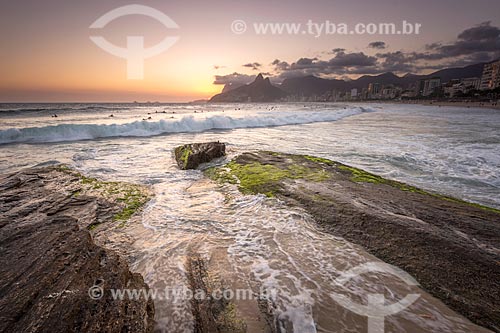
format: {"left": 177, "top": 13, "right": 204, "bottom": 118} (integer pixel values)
{"left": 208, "top": 62, "right": 486, "bottom": 102}
{"left": 209, "top": 74, "right": 287, "bottom": 103}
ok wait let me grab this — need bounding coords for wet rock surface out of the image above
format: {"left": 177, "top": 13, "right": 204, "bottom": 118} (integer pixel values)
{"left": 186, "top": 253, "right": 246, "bottom": 333}
{"left": 174, "top": 142, "right": 226, "bottom": 170}
{"left": 207, "top": 151, "right": 500, "bottom": 332}
{"left": 0, "top": 167, "right": 154, "bottom": 333}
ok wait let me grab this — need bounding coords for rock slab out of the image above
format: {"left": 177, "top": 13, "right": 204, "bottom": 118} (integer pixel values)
{"left": 207, "top": 151, "right": 500, "bottom": 332}
{"left": 0, "top": 167, "right": 154, "bottom": 333}
{"left": 174, "top": 142, "right": 226, "bottom": 170}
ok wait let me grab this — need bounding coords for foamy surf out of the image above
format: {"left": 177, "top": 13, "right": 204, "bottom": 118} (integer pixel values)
{"left": 0, "top": 107, "right": 373, "bottom": 144}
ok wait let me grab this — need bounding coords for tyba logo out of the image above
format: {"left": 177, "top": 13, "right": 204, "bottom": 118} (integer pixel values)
{"left": 90, "top": 4, "right": 179, "bottom": 79}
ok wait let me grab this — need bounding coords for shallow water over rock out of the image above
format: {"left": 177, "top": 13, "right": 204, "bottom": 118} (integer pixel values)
{"left": 103, "top": 172, "right": 490, "bottom": 332}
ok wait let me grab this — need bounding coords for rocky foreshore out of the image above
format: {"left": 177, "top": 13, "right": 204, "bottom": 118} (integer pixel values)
{"left": 0, "top": 166, "right": 154, "bottom": 332}
{"left": 206, "top": 151, "right": 500, "bottom": 332}
{"left": 2, "top": 151, "right": 499, "bottom": 332}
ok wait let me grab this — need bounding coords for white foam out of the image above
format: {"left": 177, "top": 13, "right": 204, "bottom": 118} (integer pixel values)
{"left": 0, "top": 107, "right": 373, "bottom": 144}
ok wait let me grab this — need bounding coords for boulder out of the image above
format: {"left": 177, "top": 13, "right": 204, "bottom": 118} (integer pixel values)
{"left": 174, "top": 142, "right": 226, "bottom": 170}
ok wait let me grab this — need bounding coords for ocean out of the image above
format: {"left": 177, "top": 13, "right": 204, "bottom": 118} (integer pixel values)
{"left": 1, "top": 102, "right": 499, "bottom": 208}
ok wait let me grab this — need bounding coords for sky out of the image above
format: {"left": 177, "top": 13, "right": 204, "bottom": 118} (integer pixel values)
{"left": 0, "top": 0, "right": 499, "bottom": 102}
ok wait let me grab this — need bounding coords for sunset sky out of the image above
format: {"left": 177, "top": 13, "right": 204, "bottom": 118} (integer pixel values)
{"left": 1, "top": 0, "right": 499, "bottom": 102}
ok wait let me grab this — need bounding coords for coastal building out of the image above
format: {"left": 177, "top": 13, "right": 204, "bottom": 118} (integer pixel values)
{"left": 480, "top": 60, "right": 500, "bottom": 90}
{"left": 444, "top": 77, "right": 481, "bottom": 97}
{"left": 380, "top": 85, "right": 401, "bottom": 99}
{"left": 360, "top": 88, "right": 368, "bottom": 100}
{"left": 401, "top": 90, "right": 415, "bottom": 98}
{"left": 367, "top": 83, "right": 380, "bottom": 98}
{"left": 421, "top": 77, "right": 441, "bottom": 96}
{"left": 461, "top": 77, "right": 481, "bottom": 90}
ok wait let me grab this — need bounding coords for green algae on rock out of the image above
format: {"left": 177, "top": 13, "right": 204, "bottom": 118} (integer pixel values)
{"left": 57, "top": 166, "right": 151, "bottom": 228}
{"left": 175, "top": 145, "right": 193, "bottom": 169}
{"left": 208, "top": 151, "right": 500, "bottom": 214}
{"left": 205, "top": 154, "right": 329, "bottom": 197}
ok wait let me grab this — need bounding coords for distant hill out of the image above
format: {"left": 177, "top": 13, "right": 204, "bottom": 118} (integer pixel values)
{"left": 209, "top": 62, "right": 487, "bottom": 102}
{"left": 350, "top": 72, "right": 403, "bottom": 89}
{"left": 209, "top": 74, "right": 287, "bottom": 102}
{"left": 416, "top": 62, "right": 485, "bottom": 83}
{"left": 221, "top": 82, "right": 245, "bottom": 93}
{"left": 279, "top": 75, "right": 349, "bottom": 96}
{"left": 279, "top": 62, "right": 486, "bottom": 97}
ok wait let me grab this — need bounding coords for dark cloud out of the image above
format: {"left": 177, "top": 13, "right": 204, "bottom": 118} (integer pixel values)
{"left": 242, "top": 62, "right": 262, "bottom": 70}
{"left": 410, "top": 21, "right": 500, "bottom": 61}
{"left": 213, "top": 72, "right": 255, "bottom": 85}
{"left": 329, "top": 51, "right": 377, "bottom": 67}
{"left": 368, "top": 41, "right": 386, "bottom": 49}
{"left": 425, "top": 42, "right": 442, "bottom": 50}
{"left": 458, "top": 21, "right": 500, "bottom": 41}
{"left": 271, "top": 59, "right": 290, "bottom": 71}
{"left": 270, "top": 52, "right": 378, "bottom": 79}
{"left": 219, "top": 22, "right": 500, "bottom": 82}
{"left": 375, "top": 51, "right": 416, "bottom": 73}
{"left": 373, "top": 22, "right": 500, "bottom": 72}
{"left": 296, "top": 57, "right": 318, "bottom": 66}
{"left": 332, "top": 48, "right": 345, "bottom": 53}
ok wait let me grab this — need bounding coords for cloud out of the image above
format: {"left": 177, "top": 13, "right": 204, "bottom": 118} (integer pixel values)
{"left": 368, "top": 41, "right": 386, "bottom": 49}
{"left": 268, "top": 52, "right": 379, "bottom": 80}
{"left": 375, "top": 51, "right": 416, "bottom": 72}
{"left": 242, "top": 62, "right": 262, "bottom": 70}
{"left": 213, "top": 72, "right": 256, "bottom": 85}
{"left": 373, "top": 22, "right": 500, "bottom": 72}
{"left": 410, "top": 21, "right": 500, "bottom": 61}
{"left": 329, "top": 52, "right": 377, "bottom": 67}
{"left": 271, "top": 59, "right": 290, "bottom": 71}
{"left": 213, "top": 65, "right": 226, "bottom": 70}
{"left": 217, "top": 22, "right": 500, "bottom": 83}
{"left": 458, "top": 21, "right": 500, "bottom": 41}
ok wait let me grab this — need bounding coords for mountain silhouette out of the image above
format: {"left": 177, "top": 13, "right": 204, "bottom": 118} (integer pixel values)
{"left": 209, "top": 74, "right": 288, "bottom": 102}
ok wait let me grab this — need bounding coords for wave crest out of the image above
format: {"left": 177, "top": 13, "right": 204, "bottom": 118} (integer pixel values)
{"left": 0, "top": 107, "right": 372, "bottom": 144}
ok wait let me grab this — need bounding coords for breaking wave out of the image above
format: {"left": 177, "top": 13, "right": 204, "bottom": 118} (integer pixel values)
{"left": 0, "top": 107, "right": 373, "bottom": 144}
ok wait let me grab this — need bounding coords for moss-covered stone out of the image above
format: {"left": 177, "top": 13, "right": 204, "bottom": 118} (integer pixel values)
{"left": 303, "top": 155, "right": 336, "bottom": 165}
{"left": 205, "top": 157, "right": 329, "bottom": 197}
{"left": 205, "top": 152, "right": 500, "bottom": 214}
{"left": 113, "top": 187, "right": 150, "bottom": 226}
{"left": 56, "top": 166, "right": 151, "bottom": 228}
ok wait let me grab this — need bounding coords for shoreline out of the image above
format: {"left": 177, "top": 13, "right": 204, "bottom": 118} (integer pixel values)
{"left": 364, "top": 99, "right": 500, "bottom": 110}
